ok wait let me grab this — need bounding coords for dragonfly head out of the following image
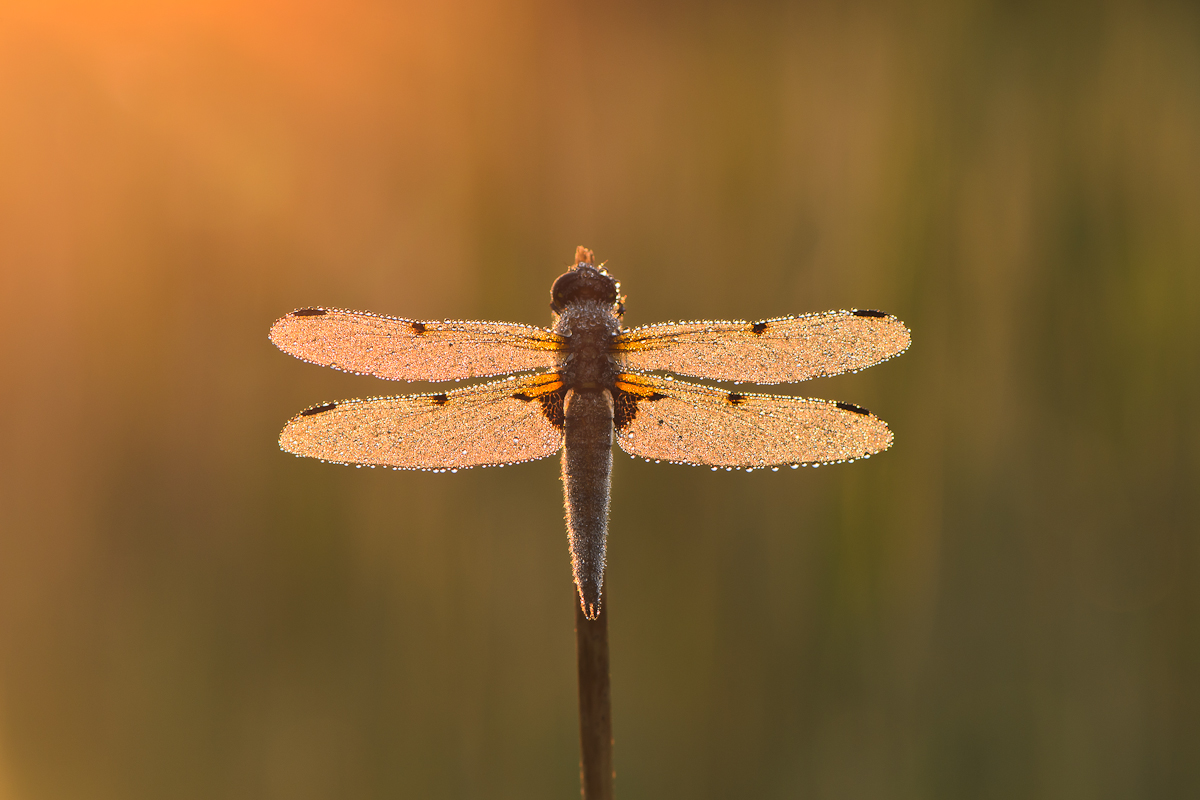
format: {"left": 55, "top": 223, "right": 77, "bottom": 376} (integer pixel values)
{"left": 550, "top": 247, "right": 622, "bottom": 316}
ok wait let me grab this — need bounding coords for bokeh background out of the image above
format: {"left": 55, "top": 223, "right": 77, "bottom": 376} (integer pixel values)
{"left": 1, "top": 1, "right": 1198, "bottom": 798}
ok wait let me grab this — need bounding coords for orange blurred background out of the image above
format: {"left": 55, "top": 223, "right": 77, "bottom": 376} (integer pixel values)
{"left": 1, "top": 1, "right": 1198, "bottom": 798}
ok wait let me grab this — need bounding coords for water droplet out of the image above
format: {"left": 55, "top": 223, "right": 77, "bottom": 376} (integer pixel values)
{"left": 771, "top": 467, "right": 779, "bottom": 472}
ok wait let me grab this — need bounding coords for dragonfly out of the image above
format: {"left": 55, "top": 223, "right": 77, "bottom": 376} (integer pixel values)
{"left": 270, "top": 247, "right": 910, "bottom": 619}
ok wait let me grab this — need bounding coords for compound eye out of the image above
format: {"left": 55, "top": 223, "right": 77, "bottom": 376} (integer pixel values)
{"left": 549, "top": 271, "right": 578, "bottom": 313}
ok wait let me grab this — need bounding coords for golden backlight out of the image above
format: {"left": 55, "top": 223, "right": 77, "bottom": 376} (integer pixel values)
{"left": 1, "top": 2, "right": 1198, "bottom": 799}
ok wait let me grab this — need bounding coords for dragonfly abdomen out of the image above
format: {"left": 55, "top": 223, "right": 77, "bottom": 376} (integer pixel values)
{"left": 562, "top": 388, "right": 614, "bottom": 619}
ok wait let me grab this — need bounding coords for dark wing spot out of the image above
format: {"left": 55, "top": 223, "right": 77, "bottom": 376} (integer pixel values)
{"left": 410, "top": 321, "right": 427, "bottom": 334}
{"left": 852, "top": 309, "right": 887, "bottom": 318}
{"left": 538, "top": 389, "right": 566, "bottom": 430}
{"left": 751, "top": 321, "right": 769, "bottom": 335}
{"left": 431, "top": 393, "right": 449, "bottom": 405}
{"left": 613, "top": 389, "right": 639, "bottom": 430}
{"left": 836, "top": 401, "right": 870, "bottom": 415}
{"left": 293, "top": 308, "right": 327, "bottom": 317}
{"left": 300, "top": 402, "right": 337, "bottom": 416}
{"left": 614, "top": 387, "right": 668, "bottom": 430}
{"left": 727, "top": 393, "right": 747, "bottom": 406}
{"left": 512, "top": 387, "right": 565, "bottom": 428}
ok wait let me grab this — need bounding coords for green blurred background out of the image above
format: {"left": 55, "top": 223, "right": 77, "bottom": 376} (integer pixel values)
{"left": 1, "top": 1, "right": 1197, "bottom": 798}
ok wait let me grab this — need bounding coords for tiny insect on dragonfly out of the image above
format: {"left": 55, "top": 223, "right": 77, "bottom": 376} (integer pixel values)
{"left": 270, "top": 247, "right": 911, "bottom": 619}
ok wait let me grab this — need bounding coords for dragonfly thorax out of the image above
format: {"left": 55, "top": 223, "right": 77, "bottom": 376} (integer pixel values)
{"left": 553, "top": 298, "right": 622, "bottom": 391}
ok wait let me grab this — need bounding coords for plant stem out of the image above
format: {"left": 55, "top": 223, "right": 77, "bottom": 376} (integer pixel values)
{"left": 574, "top": 586, "right": 613, "bottom": 799}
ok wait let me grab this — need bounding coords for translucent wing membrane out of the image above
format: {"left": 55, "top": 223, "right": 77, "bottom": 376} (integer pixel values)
{"left": 270, "top": 308, "right": 563, "bottom": 382}
{"left": 280, "top": 373, "right": 565, "bottom": 470}
{"left": 615, "top": 310, "right": 910, "bottom": 384}
{"left": 614, "top": 374, "right": 892, "bottom": 468}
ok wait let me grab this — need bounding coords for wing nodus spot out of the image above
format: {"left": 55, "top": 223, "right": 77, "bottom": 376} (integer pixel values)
{"left": 727, "top": 392, "right": 747, "bottom": 406}
{"left": 836, "top": 401, "right": 870, "bottom": 415}
{"left": 751, "top": 321, "right": 769, "bottom": 335}
{"left": 293, "top": 308, "right": 327, "bottom": 317}
{"left": 301, "top": 402, "right": 337, "bottom": 416}
{"left": 852, "top": 309, "right": 887, "bottom": 318}
{"left": 410, "top": 321, "right": 427, "bottom": 334}
{"left": 431, "top": 393, "right": 449, "bottom": 405}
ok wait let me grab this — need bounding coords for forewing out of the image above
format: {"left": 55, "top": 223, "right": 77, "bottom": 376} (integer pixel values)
{"left": 615, "top": 310, "right": 910, "bottom": 384}
{"left": 280, "top": 373, "right": 565, "bottom": 470}
{"left": 614, "top": 374, "right": 892, "bottom": 468}
{"left": 270, "top": 308, "right": 563, "bottom": 381}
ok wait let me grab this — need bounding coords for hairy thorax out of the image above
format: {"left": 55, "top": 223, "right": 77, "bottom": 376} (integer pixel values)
{"left": 553, "top": 300, "right": 622, "bottom": 391}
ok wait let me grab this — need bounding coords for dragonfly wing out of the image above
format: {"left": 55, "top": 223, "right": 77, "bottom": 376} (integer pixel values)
{"left": 270, "top": 308, "right": 564, "bottom": 381}
{"left": 615, "top": 310, "right": 910, "bottom": 384}
{"left": 280, "top": 373, "right": 565, "bottom": 469}
{"left": 613, "top": 374, "right": 892, "bottom": 468}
